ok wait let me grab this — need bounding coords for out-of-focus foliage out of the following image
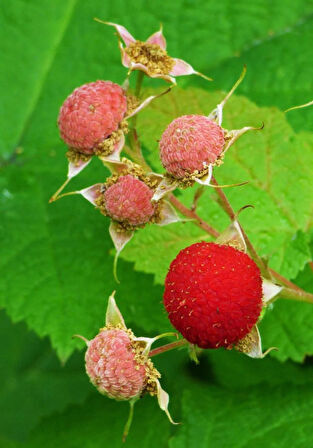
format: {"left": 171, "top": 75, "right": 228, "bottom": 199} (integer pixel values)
{"left": 1, "top": 0, "right": 313, "bottom": 446}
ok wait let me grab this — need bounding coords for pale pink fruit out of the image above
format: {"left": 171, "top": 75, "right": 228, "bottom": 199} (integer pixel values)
{"left": 159, "top": 115, "right": 225, "bottom": 179}
{"left": 85, "top": 328, "right": 147, "bottom": 400}
{"left": 104, "top": 174, "right": 155, "bottom": 226}
{"left": 58, "top": 81, "right": 127, "bottom": 154}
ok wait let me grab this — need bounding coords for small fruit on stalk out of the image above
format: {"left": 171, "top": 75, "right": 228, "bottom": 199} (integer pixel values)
{"left": 155, "top": 66, "right": 261, "bottom": 199}
{"left": 163, "top": 220, "right": 282, "bottom": 358}
{"left": 99, "top": 21, "right": 211, "bottom": 84}
{"left": 50, "top": 81, "right": 166, "bottom": 202}
{"left": 75, "top": 293, "right": 177, "bottom": 441}
{"left": 54, "top": 159, "right": 180, "bottom": 280}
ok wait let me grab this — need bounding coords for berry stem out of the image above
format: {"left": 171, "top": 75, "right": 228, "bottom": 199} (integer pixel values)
{"left": 122, "top": 398, "right": 137, "bottom": 442}
{"left": 169, "top": 193, "right": 219, "bottom": 238}
{"left": 191, "top": 186, "right": 205, "bottom": 212}
{"left": 268, "top": 268, "right": 305, "bottom": 293}
{"left": 211, "top": 175, "right": 270, "bottom": 278}
{"left": 149, "top": 339, "right": 189, "bottom": 357}
{"left": 135, "top": 70, "right": 144, "bottom": 98}
{"left": 278, "top": 287, "right": 313, "bottom": 304}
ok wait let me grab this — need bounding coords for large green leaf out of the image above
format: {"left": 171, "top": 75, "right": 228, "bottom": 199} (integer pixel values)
{"left": 171, "top": 382, "right": 313, "bottom": 448}
{"left": 1, "top": 0, "right": 313, "bottom": 155}
{"left": 0, "top": 311, "right": 91, "bottom": 442}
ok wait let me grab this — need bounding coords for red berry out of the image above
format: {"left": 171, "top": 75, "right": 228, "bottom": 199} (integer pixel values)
{"left": 163, "top": 242, "right": 263, "bottom": 349}
{"left": 85, "top": 328, "right": 147, "bottom": 400}
{"left": 104, "top": 174, "right": 156, "bottom": 226}
{"left": 159, "top": 115, "right": 225, "bottom": 179}
{"left": 58, "top": 81, "right": 127, "bottom": 154}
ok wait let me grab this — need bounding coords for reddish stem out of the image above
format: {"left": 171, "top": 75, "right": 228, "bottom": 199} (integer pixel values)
{"left": 149, "top": 339, "right": 189, "bottom": 357}
{"left": 210, "top": 176, "right": 270, "bottom": 278}
{"left": 169, "top": 193, "right": 219, "bottom": 238}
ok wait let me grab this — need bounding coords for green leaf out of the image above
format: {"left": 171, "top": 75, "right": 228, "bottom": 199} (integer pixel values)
{"left": 0, "top": 150, "right": 172, "bottom": 361}
{"left": 3, "top": 394, "right": 171, "bottom": 448}
{"left": 0, "top": 310, "right": 91, "bottom": 442}
{"left": 171, "top": 382, "right": 313, "bottom": 448}
{"left": 207, "top": 15, "right": 313, "bottom": 133}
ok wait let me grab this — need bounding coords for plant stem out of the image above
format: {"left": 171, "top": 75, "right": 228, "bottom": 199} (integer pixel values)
{"left": 278, "top": 286, "right": 313, "bottom": 304}
{"left": 149, "top": 339, "right": 189, "bottom": 357}
{"left": 211, "top": 175, "right": 270, "bottom": 278}
{"left": 169, "top": 193, "right": 219, "bottom": 238}
{"left": 135, "top": 70, "right": 144, "bottom": 98}
{"left": 268, "top": 268, "right": 304, "bottom": 293}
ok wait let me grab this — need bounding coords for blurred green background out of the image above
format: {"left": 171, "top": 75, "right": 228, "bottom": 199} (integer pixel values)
{"left": 1, "top": 0, "right": 313, "bottom": 446}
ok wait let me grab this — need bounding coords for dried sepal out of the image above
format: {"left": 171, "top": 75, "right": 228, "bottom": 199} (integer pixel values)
{"left": 216, "top": 220, "right": 246, "bottom": 252}
{"left": 223, "top": 124, "right": 263, "bottom": 154}
{"left": 102, "top": 20, "right": 211, "bottom": 83}
{"left": 79, "top": 184, "right": 102, "bottom": 205}
{"left": 235, "top": 325, "right": 277, "bottom": 359}
{"left": 157, "top": 201, "right": 181, "bottom": 226}
{"left": 146, "top": 25, "right": 166, "bottom": 49}
{"left": 285, "top": 99, "right": 313, "bottom": 113}
{"left": 155, "top": 380, "right": 178, "bottom": 425}
{"left": 49, "top": 158, "right": 92, "bottom": 203}
{"left": 125, "top": 86, "right": 172, "bottom": 119}
{"left": 152, "top": 176, "right": 178, "bottom": 201}
{"left": 100, "top": 158, "right": 130, "bottom": 175}
{"left": 194, "top": 164, "right": 213, "bottom": 186}
{"left": 262, "top": 278, "right": 283, "bottom": 304}
{"left": 105, "top": 292, "right": 127, "bottom": 328}
{"left": 169, "top": 58, "right": 212, "bottom": 82}
{"left": 208, "top": 65, "right": 246, "bottom": 126}
{"left": 135, "top": 332, "right": 178, "bottom": 358}
{"left": 109, "top": 221, "right": 134, "bottom": 283}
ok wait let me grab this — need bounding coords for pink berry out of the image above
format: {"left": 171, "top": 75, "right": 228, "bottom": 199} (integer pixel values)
{"left": 104, "top": 174, "right": 155, "bottom": 226}
{"left": 58, "top": 81, "right": 127, "bottom": 154}
{"left": 85, "top": 328, "right": 146, "bottom": 400}
{"left": 159, "top": 115, "right": 225, "bottom": 179}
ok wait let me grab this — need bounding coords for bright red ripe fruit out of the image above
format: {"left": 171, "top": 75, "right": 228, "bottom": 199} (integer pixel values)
{"left": 58, "top": 80, "right": 127, "bottom": 154}
{"left": 163, "top": 242, "right": 263, "bottom": 349}
{"left": 159, "top": 115, "right": 225, "bottom": 179}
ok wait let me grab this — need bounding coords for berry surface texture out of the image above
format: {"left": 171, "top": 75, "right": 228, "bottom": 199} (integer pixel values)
{"left": 164, "top": 242, "right": 263, "bottom": 349}
{"left": 85, "top": 328, "right": 146, "bottom": 400}
{"left": 159, "top": 115, "right": 225, "bottom": 178}
{"left": 104, "top": 174, "right": 155, "bottom": 226}
{"left": 58, "top": 80, "right": 127, "bottom": 153}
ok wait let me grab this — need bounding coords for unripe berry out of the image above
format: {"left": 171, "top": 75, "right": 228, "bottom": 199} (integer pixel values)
{"left": 85, "top": 328, "right": 147, "bottom": 400}
{"left": 164, "top": 242, "right": 263, "bottom": 349}
{"left": 103, "top": 174, "right": 156, "bottom": 226}
{"left": 58, "top": 81, "right": 127, "bottom": 154}
{"left": 159, "top": 115, "right": 225, "bottom": 179}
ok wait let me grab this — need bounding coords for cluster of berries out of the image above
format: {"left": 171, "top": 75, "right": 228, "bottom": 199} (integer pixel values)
{"left": 51, "top": 22, "right": 283, "bottom": 438}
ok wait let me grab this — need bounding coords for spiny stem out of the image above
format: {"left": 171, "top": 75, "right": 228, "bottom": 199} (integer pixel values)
{"left": 211, "top": 175, "right": 270, "bottom": 278}
{"left": 278, "top": 287, "right": 313, "bottom": 304}
{"left": 169, "top": 193, "right": 219, "bottom": 238}
{"left": 149, "top": 339, "right": 189, "bottom": 357}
